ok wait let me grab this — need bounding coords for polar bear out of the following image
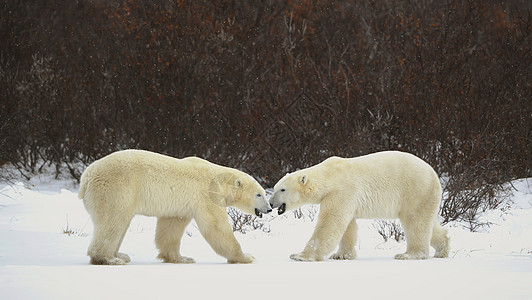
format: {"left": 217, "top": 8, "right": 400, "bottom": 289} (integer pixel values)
{"left": 269, "top": 151, "right": 450, "bottom": 261}
{"left": 78, "top": 149, "right": 271, "bottom": 265}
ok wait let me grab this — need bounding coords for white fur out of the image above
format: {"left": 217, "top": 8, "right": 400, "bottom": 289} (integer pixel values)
{"left": 269, "top": 151, "right": 450, "bottom": 261}
{"left": 79, "top": 149, "right": 270, "bottom": 265}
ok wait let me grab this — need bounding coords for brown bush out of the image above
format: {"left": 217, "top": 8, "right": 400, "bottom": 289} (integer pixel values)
{"left": 1, "top": 0, "right": 530, "bottom": 227}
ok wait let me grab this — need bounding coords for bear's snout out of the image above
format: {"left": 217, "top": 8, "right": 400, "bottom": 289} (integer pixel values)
{"left": 269, "top": 194, "right": 286, "bottom": 214}
{"left": 269, "top": 193, "right": 279, "bottom": 208}
{"left": 255, "top": 207, "right": 273, "bottom": 218}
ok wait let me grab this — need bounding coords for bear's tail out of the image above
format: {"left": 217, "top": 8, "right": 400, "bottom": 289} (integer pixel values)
{"left": 78, "top": 170, "right": 88, "bottom": 200}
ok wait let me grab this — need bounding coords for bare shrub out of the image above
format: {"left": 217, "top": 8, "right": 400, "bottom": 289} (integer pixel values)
{"left": 227, "top": 208, "right": 270, "bottom": 234}
{"left": 1, "top": 0, "right": 530, "bottom": 232}
{"left": 290, "top": 206, "right": 319, "bottom": 221}
{"left": 373, "top": 220, "right": 405, "bottom": 243}
{"left": 306, "top": 206, "right": 319, "bottom": 222}
{"left": 292, "top": 208, "right": 304, "bottom": 219}
{"left": 62, "top": 214, "right": 89, "bottom": 237}
{"left": 441, "top": 174, "right": 513, "bottom": 231}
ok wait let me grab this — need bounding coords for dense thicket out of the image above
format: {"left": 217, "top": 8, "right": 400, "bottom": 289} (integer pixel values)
{"left": 1, "top": 0, "right": 531, "bottom": 226}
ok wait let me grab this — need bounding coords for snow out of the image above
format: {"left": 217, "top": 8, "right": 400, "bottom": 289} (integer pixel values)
{"left": 1, "top": 177, "right": 531, "bottom": 300}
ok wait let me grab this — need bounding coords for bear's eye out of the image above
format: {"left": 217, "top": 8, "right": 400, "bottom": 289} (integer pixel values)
{"left": 256, "top": 193, "right": 262, "bottom": 198}
{"left": 280, "top": 188, "right": 286, "bottom": 192}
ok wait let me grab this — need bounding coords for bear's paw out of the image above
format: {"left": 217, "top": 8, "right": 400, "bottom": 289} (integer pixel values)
{"left": 90, "top": 256, "right": 129, "bottom": 265}
{"left": 227, "top": 253, "right": 255, "bottom": 264}
{"left": 177, "top": 256, "right": 196, "bottom": 264}
{"left": 394, "top": 252, "right": 429, "bottom": 260}
{"left": 158, "top": 253, "right": 196, "bottom": 264}
{"left": 290, "top": 253, "right": 320, "bottom": 262}
{"left": 117, "top": 253, "right": 131, "bottom": 263}
{"left": 329, "top": 251, "right": 356, "bottom": 260}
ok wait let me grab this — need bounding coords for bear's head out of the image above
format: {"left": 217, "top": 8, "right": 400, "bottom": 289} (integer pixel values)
{"left": 269, "top": 171, "right": 316, "bottom": 215}
{"left": 208, "top": 172, "right": 271, "bottom": 217}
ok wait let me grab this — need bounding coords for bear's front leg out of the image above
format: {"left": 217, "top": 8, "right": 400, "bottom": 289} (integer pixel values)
{"left": 195, "top": 206, "right": 255, "bottom": 264}
{"left": 291, "top": 204, "right": 352, "bottom": 262}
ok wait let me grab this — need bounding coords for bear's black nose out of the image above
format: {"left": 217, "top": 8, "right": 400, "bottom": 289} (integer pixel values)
{"left": 278, "top": 203, "right": 286, "bottom": 215}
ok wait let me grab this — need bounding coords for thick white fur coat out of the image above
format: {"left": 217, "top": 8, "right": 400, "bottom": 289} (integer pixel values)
{"left": 270, "top": 151, "right": 450, "bottom": 261}
{"left": 79, "top": 149, "right": 269, "bottom": 265}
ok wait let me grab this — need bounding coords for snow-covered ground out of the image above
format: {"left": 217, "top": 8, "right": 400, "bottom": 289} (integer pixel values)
{"left": 1, "top": 176, "right": 531, "bottom": 300}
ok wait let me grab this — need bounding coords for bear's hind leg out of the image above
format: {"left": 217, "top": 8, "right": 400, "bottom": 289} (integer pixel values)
{"left": 330, "top": 218, "right": 358, "bottom": 260}
{"left": 395, "top": 215, "right": 432, "bottom": 260}
{"left": 431, "top": 218, "right": 450, "bottom": 258}
{"left": 88, "top": 214, "right": 133, "bottom": 265}
{"left": 156, "top": 217, "right": 195, "bottom": 263}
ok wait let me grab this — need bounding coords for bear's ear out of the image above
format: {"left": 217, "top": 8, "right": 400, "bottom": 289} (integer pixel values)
{"left": 299, "top": 175, "right": 308, "bottom": 186}
{"left": 234, "top": 178, "right": 242, "bottom": 188}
